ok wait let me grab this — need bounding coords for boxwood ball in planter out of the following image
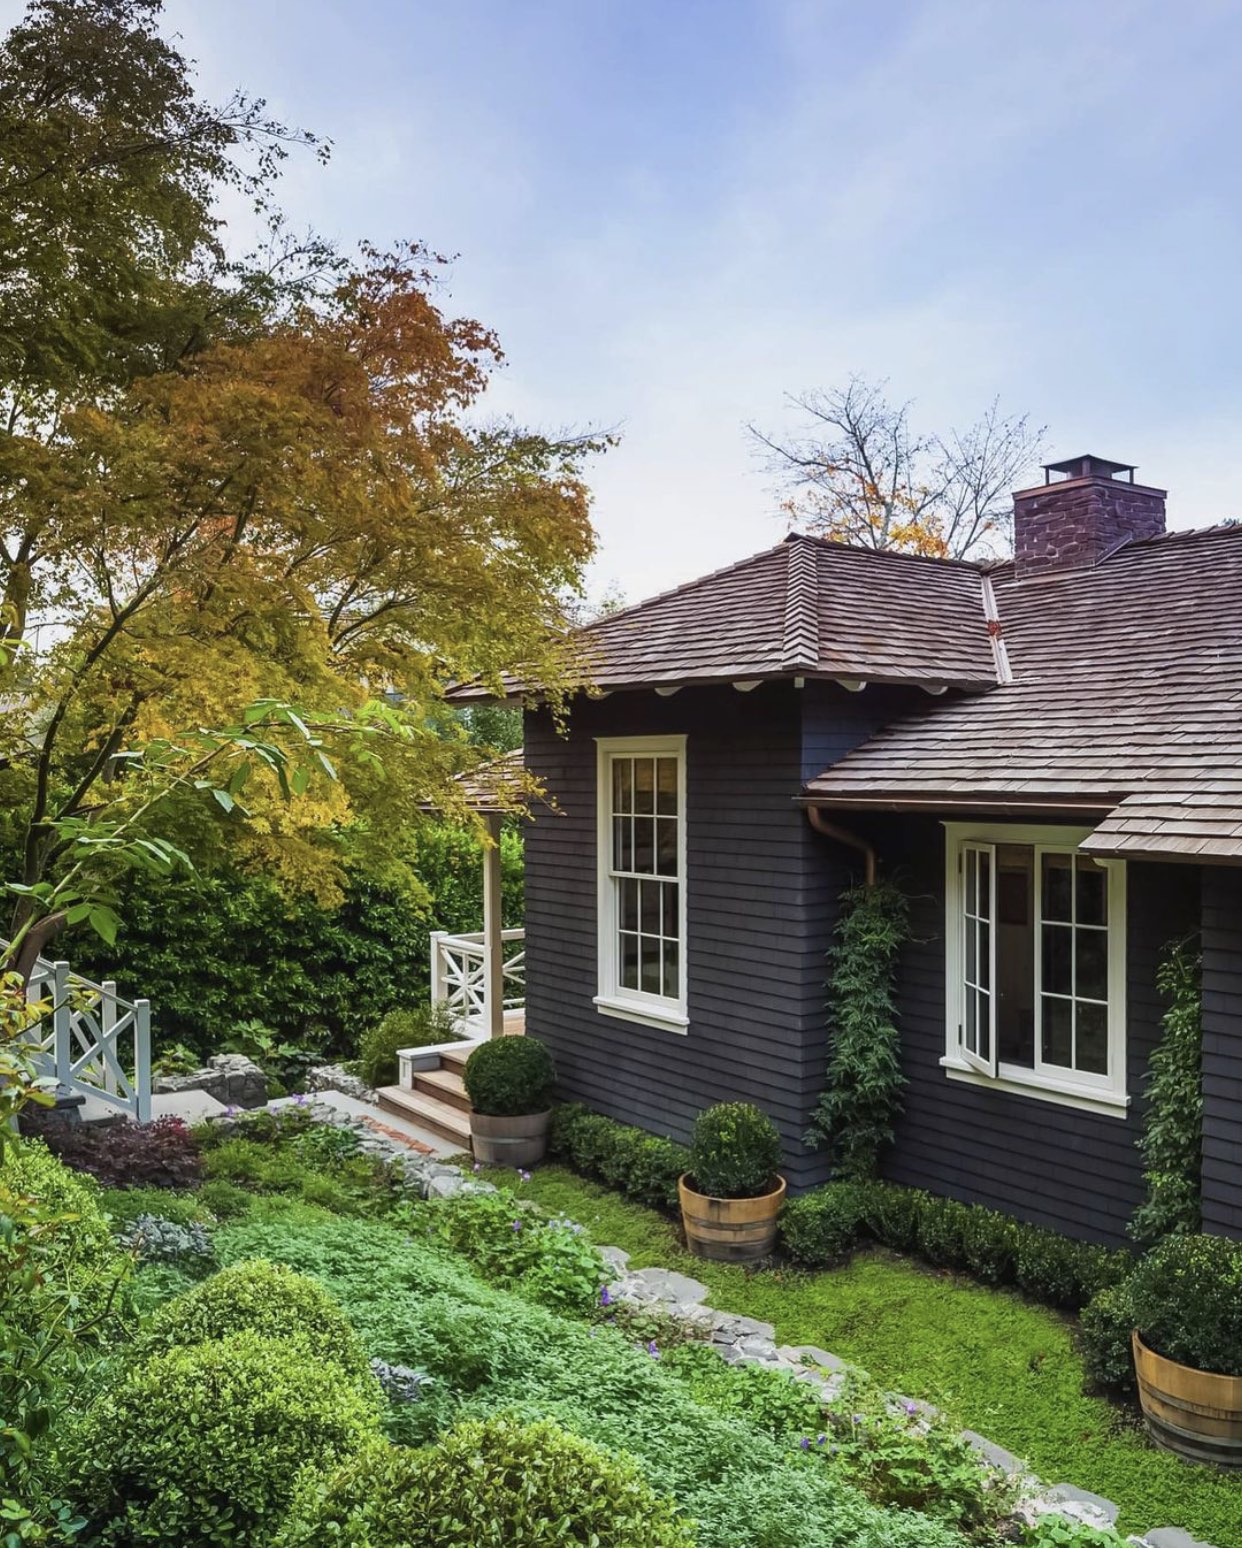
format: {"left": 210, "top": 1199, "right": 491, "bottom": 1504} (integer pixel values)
{"left": 463, "top": 1036, "right": 557, "bottom": 1167}
{"left": 679, "top": 1101, "right": 786, "bottom": 1263}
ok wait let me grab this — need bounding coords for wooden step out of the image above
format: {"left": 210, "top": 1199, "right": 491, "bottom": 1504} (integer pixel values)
{"left": 413, "top": 1066, "right": 470, "bottom": 1112}
{"left": 438, "top": 1044, "right": 479, "bottom": 1077}
{"left": 376, "top": 1085, "right": 472, "bottom": 1148}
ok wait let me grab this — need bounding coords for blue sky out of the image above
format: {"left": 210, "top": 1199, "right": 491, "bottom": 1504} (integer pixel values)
{"left": 156, "top": 4, "right": 1242, "bottom": 596}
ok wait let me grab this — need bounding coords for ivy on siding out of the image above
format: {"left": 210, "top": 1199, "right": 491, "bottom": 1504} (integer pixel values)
{"left": 1129, "top": 935, "right": 1203, "bottom": 1247}
{"left": 806, "top": 880, "right": 910, "bottom": 1182}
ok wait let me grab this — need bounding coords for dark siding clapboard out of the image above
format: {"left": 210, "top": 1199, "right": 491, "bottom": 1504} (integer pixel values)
{"left": 1201, "top": 866, "right": 1242, "bottom": 1239}
{"left": 524, "top": 682, "right": 879, "bottom": 1189}
{"left": 872, "top": 815, "right": 1200, "bottom": 1245}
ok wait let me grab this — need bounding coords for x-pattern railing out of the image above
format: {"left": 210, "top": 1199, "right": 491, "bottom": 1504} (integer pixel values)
{"left": 431, "top": 928, "right": 526, "bottom": 1031}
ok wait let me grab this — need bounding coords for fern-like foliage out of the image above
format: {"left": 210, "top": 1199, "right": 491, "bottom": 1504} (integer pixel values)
{"left": 806, "top": 881, "right": 910, "bottom": 1181}
{"left": 1130, "top": 936, "right": 1203, "bottom": 1246}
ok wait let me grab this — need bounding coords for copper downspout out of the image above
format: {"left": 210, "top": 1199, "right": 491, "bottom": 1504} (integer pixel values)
{"left": 806, "top": 806, "right": 876, "bottom": 887}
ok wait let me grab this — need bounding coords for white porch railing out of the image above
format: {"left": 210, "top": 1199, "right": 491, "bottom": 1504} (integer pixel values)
{"left": 431, "top": 928, "right": 525, "bottom": 1034}
{"left": 12, "top": 948, "right": 152, "bottom": 1121}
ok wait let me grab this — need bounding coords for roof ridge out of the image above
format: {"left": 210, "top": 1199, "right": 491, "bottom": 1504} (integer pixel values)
{"left": 781, "top": 535, "right": 820, "bottom": 670}
{"left": 578, "top": 538, "right": 790, "bottom": 636}
{"left": 799, "top": 530, "right": 985, "bottom": 572}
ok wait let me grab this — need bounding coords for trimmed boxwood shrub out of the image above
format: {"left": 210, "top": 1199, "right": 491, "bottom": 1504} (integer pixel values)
{"left": 1127, "top": 1233, "right": 1242, "bottom": 1375}
{"left": 549, "top": 1104, "right": 689, "bottom": 1210}
{"left": 915, "top": 1196, "right": 973, "bottom": 1268}
{"left": 277, "top": 1417, "right": 695, "bottom": 1547}
{"left": 690, "top": 1102, "right": 782, "bottom": 1200}
{"left": 69, "top": 1330, "right": 381, "bottom": 1545}
{"left": 358, "top": 1002, "right": 459, "bottom": 1088}
{"left": 464, "top": 1035, "right": 556, "bottom": 1117}
{"left": 781, "top": 1182, "right": 867, "bottom": 1266}
{"left": 959, "top": 1206, "right": 1019, "bottom": 1285}
{"left": 144, "top": 1257, "right": 372, "bottom": 1379}
{"left": 1080, "top": 1281, "right": 1137, "bottom": 1392}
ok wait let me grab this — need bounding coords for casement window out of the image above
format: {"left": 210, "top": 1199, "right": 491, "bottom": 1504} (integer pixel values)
{"left": 943, "top": 823, "right": 1127, "bottom": 1116}
{"left": 594, "top": 736, "right": 688, "bottom": 1032}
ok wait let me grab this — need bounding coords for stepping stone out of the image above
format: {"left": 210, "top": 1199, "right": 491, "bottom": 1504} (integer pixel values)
{"left": 629, "top": 1268, "right": 708, "bottom": 1305}
{"left": 779, "top": 1345, "right": 846, "bottom": 1371}
{"left": 961, "top": 1430, "right": 1027, "bottom": 1476}
{"left": 1044, "top": 1484, "right": 1119, "bottom": 1526}
{"left": 598, "top": 1246, "right": 631, "bottom": 1274}
{"left": 1144, "top": 1531, "right": 1216, "bottom": 1548}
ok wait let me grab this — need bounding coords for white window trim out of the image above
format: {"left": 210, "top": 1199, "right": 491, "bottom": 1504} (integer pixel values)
{"left": 594, "top": 735, "right": 689, "bottom": 1034}
{"left": 942, "top": 821, "right": 1129, "bottom": 1118}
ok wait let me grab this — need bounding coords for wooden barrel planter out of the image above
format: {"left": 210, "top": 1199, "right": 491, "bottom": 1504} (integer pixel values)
{"left": 678, "top": 1174, "right": 786, "bottom": 1263}
{"left": 1132, "top": 1332, "right": 1242, "bottom": 1467}
{"left": 469, "top": 1110, "right": 552, "bottom": 1168}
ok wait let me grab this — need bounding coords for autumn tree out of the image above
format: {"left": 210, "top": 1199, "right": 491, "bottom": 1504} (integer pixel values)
{"left": 0, "top": 1, "right": 603, "bottom": 963}
{"left": 752, "top": 375, "right": 1044, "bottom": 559}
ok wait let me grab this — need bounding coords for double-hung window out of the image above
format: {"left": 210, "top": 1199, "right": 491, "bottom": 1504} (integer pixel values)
{"left": 595, "top": 736, "right": 688, "bottom": 1032}
{"left": 943, "top": 823, "right": 1127, "bottom": 1115}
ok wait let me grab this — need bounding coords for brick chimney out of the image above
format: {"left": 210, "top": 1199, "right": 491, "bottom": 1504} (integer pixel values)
{"left": 1013, "top": 454, "right": 1166, "bottom": 576}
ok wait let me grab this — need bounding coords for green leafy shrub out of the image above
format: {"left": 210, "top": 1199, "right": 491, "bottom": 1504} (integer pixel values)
{"left": 959, "top": 1208, "right": 1019, "bottom": 1285}
{"left": 68, "top": 1330, "right": 381, "bottom": 1545}
{"left": 663, "top": 1340, "right": 825, "bottom": 1437}
{"left": 145, "top": 1257, "right": 373, "bottom": 1378}
{"left": 915, "top": 1196, "right": 972, "bottom": 1268}
{"left": 465, "top": 1035, "right": 556, "bottom": 1116}
{"left": 806, "top": 881, "right": 910, "bottom": 1180}
{"left": 1127, "top": 1233, "right": 1242, "bottom": 1375}
{"left": 690, "top": 1101, "right": 782, "bottom": 1199}
{"left": 102, "top": 1185, "right": 211, "bottom": 1228}
{"left": 550, "top": 1103, "right": 688, "bottom": 1210}
{"left": 202, "top": 1134, "right": 384, "bottom": 1215}
{"left": 780, "top": 1182, "right": 866, "bottom": 1266}
{"left": 195, "top": 1177, "right": 257, "bottom": 1219}
{"left": 277, "top": 1417, "right": 696, "bottom": 1547}
{"left": 1, "top": 1139, "right": 117, "bottom": 1283}
{"left": 859, "top": 1182, "right": 927, "bottom": 1252}
{"left": 1130, "top": 938, "right": 1202, "bottom": 1246}
{"left": 414, "top": 1188, "right": 605, "bottom": 1314}
{"left": 1014, "top": 1226, "right": 1114, "bottom": 1309}
{"left": 358, "top": 1002, "right": 459, "bottom": 1088}
{"left": 1019, "top": 1516, "right": 1125, "bottom": 1546}
{"left": 1079, "top": 1281, "right": 1137, "bottom": 1392}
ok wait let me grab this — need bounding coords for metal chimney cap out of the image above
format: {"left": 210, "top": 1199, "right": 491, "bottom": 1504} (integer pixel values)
{"left": 1043, "top": 454, "right": 1137, "bottom": 485}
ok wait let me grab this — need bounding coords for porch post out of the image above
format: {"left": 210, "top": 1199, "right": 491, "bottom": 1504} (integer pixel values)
{"left": 482, "top": 811, "right": 504, "bottom": 1040}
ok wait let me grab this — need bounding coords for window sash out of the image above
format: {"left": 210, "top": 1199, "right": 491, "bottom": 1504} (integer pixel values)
{"left": 959, "top": 842, "right": 997, "bottom": 1076}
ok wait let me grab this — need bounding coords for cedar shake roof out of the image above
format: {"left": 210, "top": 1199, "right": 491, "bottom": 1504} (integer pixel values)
{"left": 557, "top": 534, "right": 1000, "bottom": 693}
{"left": 803, "top": 523, "right": 1242, "bottom": 860}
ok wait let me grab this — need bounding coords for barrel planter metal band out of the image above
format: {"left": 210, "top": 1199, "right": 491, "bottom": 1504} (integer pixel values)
{"left": 469, "top": 1109, "right": 552, "bottom": 1168}
{"left": 679, "top": 1174, "right": 786, "bottom": 1263}
{"left": 1132, "top": 1331, "right": 1242, "bottom": 1468}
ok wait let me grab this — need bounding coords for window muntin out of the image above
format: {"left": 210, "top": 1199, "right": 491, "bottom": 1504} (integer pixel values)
{"left": 944, "top": 824, "right": 1126, "bottom": 1110}
{"left": 596, "top": 738, "right": 687, "bottom": 1027}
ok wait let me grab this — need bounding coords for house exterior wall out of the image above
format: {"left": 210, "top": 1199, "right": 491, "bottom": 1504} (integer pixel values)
{"left": 871, "top": 814, "right": 1201, "bottom": 1246}
{"left": 1201, "top": 865, "right": 1242, "bottom": 1239}
{"left": 524, "top": 682, "right": 885, "bottom": 1189}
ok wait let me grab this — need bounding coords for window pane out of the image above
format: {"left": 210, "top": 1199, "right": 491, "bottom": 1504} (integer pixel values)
{"left": 965, "top": 851, "right": 976, "bottom": 914}
{"left": 620, "top": 877, "right": 639, "bottom": 932}
{"left": 614, "top": 816, "right": 633, "bottom": 872}
{"left": 1076, "top": 858, "right": 1108, "bottom": 928}
{"left": 1042, "top": 853, "right": 1073, "bottom": 922}
{"left": 965, "top": 920, "right": 977, "bottom": 984}
{"left": 1042, "top": 923, "right": 1073, "bottom": 996}
{"left": 640, "top": 940, "right": 662, "bottom": 996}
{"left": 1078, "top": 1001, "right": 1108, "bottom": 1074}
{"left": 965, "top": 987, "right": 977, "bottom": 1053}
{"left": 656, "top": 817, "right": 678, "bottom": 876}
{"left": 977, "top": 851, "right": 991, "bottom": 917}
{"left": 661, "top": 881, "right": 679, "bottom": 936}
{"left": 1076, "top": 928, "right": 1108, "bottom": 1003}
{"left": 634, "top": 758, "right": 655, "bottom": 814}
{"left": 619, "top": 932, "right": 639, "bottom": 990}
{"left": 613, "top": 758, "right": 632, "bottom": 816}
{"left": 662, "top": 938, "right": 680, "bottom": 999}
{"left": 633, "top": 817, "right": 654, "bottom": 875}
{"left": 977, "top": 990, "right": 990, "bottom": 1062}
{"left": 978, "top": 921, "right": 990, "bottom": 990}
{"left": 640, "top": 879, "right": 660, "bottom": 933}
{"left": 1041, "top": 997, "right": 1073, "bottom": 1067}
{"left": 656, "top": 758, "right": 678, "bottom": 815}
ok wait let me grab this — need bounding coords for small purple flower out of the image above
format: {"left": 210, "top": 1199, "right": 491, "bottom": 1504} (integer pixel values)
{"left": 817, "top": 1433, "right": 827, "bottom": 1447}
{"left": 292, "top": 1092, "right": 308, "bottom": 1105}
{"left": 472, "top": 1161, "right": 482, "bottom": 1173}
{"left": 517, "top": 1167, "right": 532, "bottom": 1183}
{"left": 512, "top": 1220, "right": 522, "bottom": 1232}
{"left": 904, "top": 1401, "right": 918, "bottom": 1417}
{"left": 851, "top": 1414, "right": 862, "bottom": 1425}
{"left": 799, "top": 1437, "right": 811, "bottom": 1451}
{"left": 647, "top": 1341, "right": 660, "bottom": 1360}
{"left": 599, "top": 1285, "right": 612, "bottom": 1307}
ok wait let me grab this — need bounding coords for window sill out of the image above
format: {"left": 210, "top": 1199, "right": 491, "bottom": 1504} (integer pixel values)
{"left": 940, "top": 1057, "right": 1130, "bottom": 1119}
{"left": 593, "top": 995, "right": 689, "bottom": 1034}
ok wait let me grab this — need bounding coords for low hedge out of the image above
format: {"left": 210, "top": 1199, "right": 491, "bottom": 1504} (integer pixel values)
{"left": 780, "top": 1180, "right": 1132, "bottom": 1310}
{"left": 550, "top": 1103, "right": 690, "bottom": 1211}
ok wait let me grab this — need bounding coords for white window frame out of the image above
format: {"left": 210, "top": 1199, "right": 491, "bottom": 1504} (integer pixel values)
{"left": 594, "top": 735, "right": 689, "bottom": 1033}
{"left": 942, "top": 821, "right": 1129, "bottom": 1117}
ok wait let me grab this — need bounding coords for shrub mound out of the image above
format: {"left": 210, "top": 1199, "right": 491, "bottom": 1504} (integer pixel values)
{"left": 69, "top": 1329, "right": 381, "bottom": 1546}
{"left": 550, "top": 1103, "right": 688, "bottom": 1210}
{"left": 278, "top": 1416, "right": 695, "bottom": 1547}
{"left": 1128, "top": 1233, "right": 1242, "bottom": 1376}
{"left": 358, "top": 1003, "right": 458, "bottom": 1088}
{"left": 690, "top": 1101, "right": 782, "bottom": 1199}
{"left": 42, "top": 1115, "right": 201, "bottom": 1189}
{"left": 1, "top": 1137, "right": 117, "bottom": 1278}
{"left": 465, "top": 1035, "right": 555, "bottom": 1116}
{"left": 145, "top": 1257, "right": 373, "bottom": 1379}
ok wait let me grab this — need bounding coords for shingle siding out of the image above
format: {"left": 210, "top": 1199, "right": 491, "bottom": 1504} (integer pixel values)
{"left": 873, "top": 816, "right": 1200, "bottom": 1245}
{"left": 1201, "top": 866, "right": 1242, "bottom": 1238}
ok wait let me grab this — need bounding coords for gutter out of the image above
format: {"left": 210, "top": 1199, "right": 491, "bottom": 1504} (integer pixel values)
{"left": 806, "top": 805, "right": 876, "bottom": 887}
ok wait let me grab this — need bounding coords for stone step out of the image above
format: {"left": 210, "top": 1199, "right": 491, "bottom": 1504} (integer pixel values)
{"left": 376, "top": 1086, "right": 472, "bottom": 1148}
{"left": 413, "top": 1066, "right": 471, "bottom": 1112}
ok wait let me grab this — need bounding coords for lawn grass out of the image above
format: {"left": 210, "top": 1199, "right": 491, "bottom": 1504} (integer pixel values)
{"left": 483, "top": 1163, "right": 1242, "bottom": 1546}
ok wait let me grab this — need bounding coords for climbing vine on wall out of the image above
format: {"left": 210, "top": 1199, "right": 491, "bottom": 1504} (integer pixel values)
{"left": 806, "top": 880, "right": 910, "bottom": 1181}
{"left": 1129, "top": 936, "right": 1203, "bottom": 1247}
